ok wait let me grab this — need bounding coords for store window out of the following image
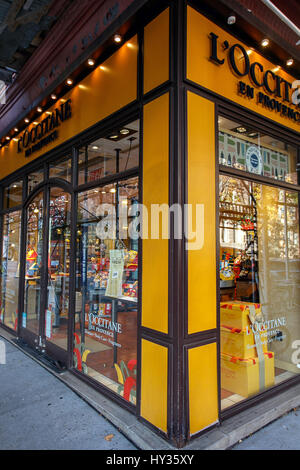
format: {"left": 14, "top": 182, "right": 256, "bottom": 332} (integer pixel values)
{"left": 78, "top": 119, "right": 139, "bottom": 185}
{"left": 219, "top": 175, "right": 300, "bottom": 409}
{"left": 0, "top": 211, "right": 21, "bottom": 330}
{"left": 27, "top": 169, "right": 44, "bottom": 194}
{"left": 49, "top": 156, "right": 72, "bottom": 182}
{"left": 3, "top": 180, "right": 23, "bottom": 209}
{"left": 74, "top": 176, "right": 139, "bottom": 404}
{"left": 218, "top": 116, "right": 298, "bottom": 185}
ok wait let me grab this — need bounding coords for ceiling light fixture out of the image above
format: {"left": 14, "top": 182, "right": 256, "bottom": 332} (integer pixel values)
{"left": 66, "top": 78, "right": 73, "bottom": 85}
{"left": 261, "top": 38, "right": 269, "bottom": 47}
{"left": 14, "top": 127, "right": 18, "bottom": 132}
{"left": 5, "top": 136, "right": 10, "bottom": 140}
{"left": 114, "top": 34, "right": 122, "bottom": 43}
{"left": 109, "top": 134, "right": 119, "bottom": 139}
{"left": 120, "top": 128, "right": 130, "bottom": 135}
{"left": 88, "top": 58, "right": 95, "bottom": 66}
{"left": 286, "top": 58, "right": 294, "bottom": 66}
{"left": 92, "top": 145, "right": 99, "bottom": 150}
{"left": 25, "top": 118, "right": 30, "bottom": 123}
{"left": 51, "top": 94, "right": 57, "bottom": 100}
{"left": 37, "top": 107, "right": 42, "bottom": 113}
{"left": 227, "top": 15, "right": 236, "bottom": 25}
{"left": 237, "top": 126, "right": 247, "bottom": 133}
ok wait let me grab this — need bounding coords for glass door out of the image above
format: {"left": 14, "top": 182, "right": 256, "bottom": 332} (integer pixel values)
{"left": 22, "top": 191, "right": 44, "bottom": 347}
{"left": 21, "top": 186, "right": 72, "bottom": 366}
{"left": 44, "top": 187, "right": 71, "bottom": 362}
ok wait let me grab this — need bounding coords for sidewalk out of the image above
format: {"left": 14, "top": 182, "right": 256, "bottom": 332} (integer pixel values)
{"left": 1, "top": 333, "right": 300, "bottom": 450}
{"left": 232, "top": 406, "right": 300, "bottom": 450}
{"left": 0, "top": 338, "right": 137, "bottom": 450}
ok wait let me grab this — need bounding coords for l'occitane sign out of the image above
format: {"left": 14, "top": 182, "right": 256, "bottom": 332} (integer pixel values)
{"left": 187, "top": 6, "right": 300, "bottom": 132}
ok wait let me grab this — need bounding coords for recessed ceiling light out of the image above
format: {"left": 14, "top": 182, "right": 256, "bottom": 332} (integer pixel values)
{"left": 286, "top": 58, "right": 294, "bottom": 66}
{"left": 114, "top": 34, "right": 122, "bottom": 43}
{"left": 120, "top": 128, "right": 130, "bottom": 135}
{"left": 25, "top": 118, "right": 30, "bottom": 123}
{"left": 101, "top": 191, "right": 106, "bottom": 194}
{"left": 51, "top": 94, "right": 57, "bottom": 100}
{"left": 66, "top": 78, "right": 73, "bottom": 85}
{"left": 37, "top": 107, "right": 42, "bottom": 112}
{"left": 273, "top": 66, "right": 280, "bottom": 72}
{"left": 92, "top": 145, "right": 99, "bottom": 150}
{"left": 109, "top": 134, "right": 119, "bottom": 139}
{"left": 33, "top": 122, "right": 38, "bottom": 125}
{"left": 14, "top": 127, "right": 18, "bottom": 132}
{"left": 5, "top": 136, "right": 10, "bottom": 140}
{"left": 237, "top": 126, "right": 247, "bottom": 133}
{"left": 261, "top": 38, "right": 269, "bottom": 47}
{"left": 227, "top": 15, "right": 236, "bottom": 25}
{"left": 110, "top": 188, "right": 116, "bottom": 193}
{"left": 12, "top": 184, "right": 17, "bottom": 188}
{"left": 88, "top": 58, "right": 95, "bottom": 66}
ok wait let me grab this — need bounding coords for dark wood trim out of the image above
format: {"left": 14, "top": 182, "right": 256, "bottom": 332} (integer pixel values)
{"left": 167, "top": 0, "right": 188, "bottom": 448}
{"left": 136, "top": 27, "right": 144, "bottom": 419}
{"left": 219, "top": 165, "right": 300, "bottom": 192}
{"left": 215, "top": 102, "right": 222, "bottom": 425}
{"left": 141, "top": 327, "right": 172, "bottom": 346}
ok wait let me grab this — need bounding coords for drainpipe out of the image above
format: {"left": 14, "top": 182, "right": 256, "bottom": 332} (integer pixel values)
{"left": 260, "top": 0, "right": 300, "bottom": 45}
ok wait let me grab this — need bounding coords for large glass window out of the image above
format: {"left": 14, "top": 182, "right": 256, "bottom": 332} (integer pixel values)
{"left": 218, "top": 116, "right": 297, "bottom": 185}
{"left": 49, "top": 156, "right": 72, "bottom": 182}
{"left": 3, "top": 180, "right": 23, "bottom": 209}
{"left": 74, "top": 176, "right": 138, "bottom": 404}
{"left": 0, "top": 211, "right": 21, "bottom": 330}
{"left": 27, "top": 169, "right": 44, "bottom": 194}
{"left": 78, "top": 119, "right": 139, "bottom": 185}
{"left": 219, "top": 175, "right": 300, "bottom": 410}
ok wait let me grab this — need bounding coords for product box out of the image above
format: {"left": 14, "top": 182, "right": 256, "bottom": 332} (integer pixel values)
{"left": 221, "top": 325, "right": 268, "bottom": 359}
{"left": 220, "top": 301, "right": 262, "bottom": 331}
{"left": 221, "top": 352, "right": 275, "bottom": 398}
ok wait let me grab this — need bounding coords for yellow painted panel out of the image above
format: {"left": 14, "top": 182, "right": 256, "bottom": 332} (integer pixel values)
{"left": 0, "top": 36, "right": 138, "bottom": 180}
{"left": 189, "top": 342, "right": 218, "bottom": 435}
{"left": 142, "top": 93, "right": 169, "bottom": 333}
{"left": 144, "top": 8, "right": 169, "bottom": 95}
{"left": 187, "top": 6, "right": 300, "bottom": 133}
{"left": 141, "top": 339, "right": 168, "bottom": 433}
{"left": 187, "top": 91, "right": 216, "bottom": 333}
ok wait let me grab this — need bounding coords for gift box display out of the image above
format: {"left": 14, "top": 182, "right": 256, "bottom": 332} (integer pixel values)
{"left": 221, "top": 325, "right": 268, "bottom": 360}
{"left": 220, "top": 301, "right": 262, "bottom": 331}
{"left": 221, "top": 352, "right": 275, "bottom": 398}
{"left": 220, "top": 301, "right": 275, "bottom": 398}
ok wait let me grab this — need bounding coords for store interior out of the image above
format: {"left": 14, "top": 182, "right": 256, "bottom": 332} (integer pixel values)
{"left": 219, "top": 117, "right": 300, "bottom": 409}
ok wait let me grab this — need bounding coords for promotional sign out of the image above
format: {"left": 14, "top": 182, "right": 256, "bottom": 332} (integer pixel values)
{"left": 105, "top": 250, "right": 125, "bottom": 298}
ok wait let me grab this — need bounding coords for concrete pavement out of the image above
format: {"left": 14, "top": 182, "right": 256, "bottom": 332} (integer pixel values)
{"left": 1, "top": 332, "right": 300, "bottom": 450}
{"left": 0, "top": 338, "right": 137, "bottom": 450}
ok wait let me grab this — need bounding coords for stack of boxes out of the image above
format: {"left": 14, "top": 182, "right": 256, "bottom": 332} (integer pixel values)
{"left": 220, "top": 301, "right": 275, "bottom": 398}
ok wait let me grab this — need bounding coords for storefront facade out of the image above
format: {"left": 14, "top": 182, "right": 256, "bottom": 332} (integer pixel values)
{"left": 0, "top": 0, "right": 300, "bottom": 447}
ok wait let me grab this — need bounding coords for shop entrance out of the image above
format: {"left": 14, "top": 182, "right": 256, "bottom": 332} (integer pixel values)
{"left": 20, "top": 183, "right": 72, "bottom": 367}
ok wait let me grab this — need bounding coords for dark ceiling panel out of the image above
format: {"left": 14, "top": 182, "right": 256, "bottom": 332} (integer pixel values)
{"left": 0, "top": 0, "right": 57, "bottom": 80}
